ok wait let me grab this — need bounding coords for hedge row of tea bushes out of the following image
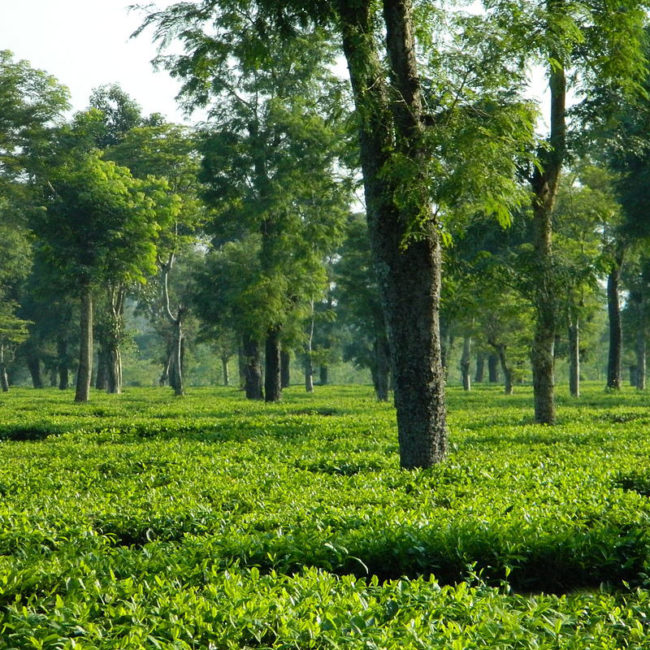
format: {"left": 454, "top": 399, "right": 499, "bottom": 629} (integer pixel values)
{"left": 1, "top": 384, "right": 650, "bottom": 648}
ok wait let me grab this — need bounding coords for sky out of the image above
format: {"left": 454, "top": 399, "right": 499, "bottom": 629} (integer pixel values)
{"left": 0, "top": 0, "right": 187, "bottom": 122}
{"left": 1, "top": 1, "right": 549, "bottom": 128}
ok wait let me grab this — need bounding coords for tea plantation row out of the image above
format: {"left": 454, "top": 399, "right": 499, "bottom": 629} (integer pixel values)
{"left": 1, "top": 384, "right": 649, "bottom": 648}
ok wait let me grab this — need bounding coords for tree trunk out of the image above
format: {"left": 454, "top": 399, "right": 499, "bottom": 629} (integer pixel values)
{"left": 338, "top": 0, "right": 447, "bottom": 468}
{"left": 106, "top": 347, "right": 122, "bottom": 394}
{"left": 26, "top": 349, "right": 43, "bottom": 389}
{"left": 304, "top": 353, "right": 314, "bottom": 393}
{"left": 75, "top": 283, "right": 93, "bottom": 402}
{"left": 169, "top": 319, "right": 184, "bottom": 396}
{"left": 264, "top": 326, "right": 282, "bottom": 402}
{"left": 475, "top": 353, "right": 485, "bottom": 383}
{"left": 440, "top": 319, "right": 454, "bottom": 380}
{"left": 488, "top": 354, "right": 499, "bottom": 383}
{"left": 460, "top": 335, "right": 471, "bottom": 391}
{"left": 494, "top": 344, "right": 513, "bottom": 396}
{"left": 105, "top": 284, "right": 126, "bottom": 395}
{"left": 568, "top": 317, "right": 580, "bottom": 398}
{"left": 529, "top": 18, "right": 566, "bottom": 424}
{"left": 636, "top": 327, "right": 646, "bottom": 390}
{"left": 320, "top": 365, "right": 329, "bottom": 386}
{"left": 243, "top": 333, "right": 263, "bottom": 400}
{"left": 607, "top": 259, "right": 623, "bottom": 390}
{"left": 373, "top": 333, "right": 390, "bottom": 401}
{"left": 95, "top": 347, "right": 108, "bottom": 390}
{"left": 281, "top": 349, "right": 290, "bottom": 388}
{"left": 221, "top": 355, "right": 230, "bottom": 386}
{"left": 162, "top": 255, "right": 184, "bottom": 396}
{"left": 57, "top": 336, "right": 69, "bottom": 390}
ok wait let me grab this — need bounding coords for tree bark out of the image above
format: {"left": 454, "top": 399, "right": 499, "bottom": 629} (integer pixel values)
{"left": 221, "top": 354, "right": 230, "bottom": 386}
{"left": 488, "top": 354, "right": 499, "bottom": 383}
{"left": 26, "top": 349, "right": 43, "bottom": 389}
{"left": 338, "top": 0, "right": 447, "bottom": 468}
{"left": 264, "top": 326, "right": 282, "bottom": 402}
{"left": 530, "top": 7, "right": 566, "bottom": 424}
{"left": 493, "top": 343, "right": 513, "bottom": 396}
{"left": 460, "top": 335, "right": 471, "bottom": 391}
{"left": 95, "top": 347, "right": 108, "bottom": 390}
{"left": 75, "top": 283, "right": 93, "bottom": 402}
{"left": 475, "top": 352, "right": 485, "bottom": 383}
{"left": 319, "top": 365, "right": 329, "bottom": 386}
{"left": 243, "top": 333, "right": 263, "bottom": 400}
{"left": 105, "top": 284, "right": 126, "bottom": 394}
{"left": 161, "top": 255, "right": 184, "bottom": 396}
{"left": 280, "top": 349, "right": 290, "bottom": 388}
{"left": 607, "top": 256, "right": 623, "bottom": 390}
{"left": 568, "top": 317, "right": 580, "bottom": 398}
{"left": 304, "top": 353, "right": 314, "bottom": 393}
{"left": 636, "top": 327, "right": 646, "bottom": 390}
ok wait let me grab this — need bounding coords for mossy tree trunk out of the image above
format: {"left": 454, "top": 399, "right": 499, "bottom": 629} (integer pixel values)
{"left": 75, "top": 282, "right": 93, "bottom": 403}
{"left": 338, "top": 0, "right": 447, "bottom": 468}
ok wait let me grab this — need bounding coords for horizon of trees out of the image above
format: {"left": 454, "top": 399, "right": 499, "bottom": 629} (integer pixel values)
{"left": 1, "top": 0, "right": 650, "bottom": 468}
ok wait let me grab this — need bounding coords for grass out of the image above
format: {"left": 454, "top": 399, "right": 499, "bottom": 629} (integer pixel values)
{"left": 1, "top": 382, "right": 650, "bottom": 648}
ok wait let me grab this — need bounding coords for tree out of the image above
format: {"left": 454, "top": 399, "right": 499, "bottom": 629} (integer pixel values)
{"left": 487, "top": 0, "right": 648, "bottom": 421}
{"left": 138, "top": 0, "right": 535, "bottom": 466}
{"left": 34, "top": 153, "right": 177, "bottom": 401}
{"left": 335, "top": 215, "right": 390, "bottom": 400}
{"left": 107, "top": 121, "right": 204, "bottom": 396}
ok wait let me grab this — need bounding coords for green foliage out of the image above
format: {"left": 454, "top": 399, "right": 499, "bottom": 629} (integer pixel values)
{"left": 1, "top": 384, "right": 650, "bottom": 645}
{"left": 34, "top": 154, "right": 180, "bottom": 290}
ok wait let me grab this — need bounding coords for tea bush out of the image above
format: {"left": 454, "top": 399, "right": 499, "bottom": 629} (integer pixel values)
{"left": 1, "top": 383, "right": 649, "bottom": 648}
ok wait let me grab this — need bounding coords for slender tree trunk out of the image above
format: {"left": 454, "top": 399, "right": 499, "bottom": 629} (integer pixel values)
{"left": 488, "top": 354, "right": 499, "bottom": 383}
{"left": 494, "top": 344, "right": 513, "bottom": 396}
{"left": 374, "top": 334, "right": 390, "bottom": 401}
{"left": 320, "top": 365, "right": 329, "bottom": 386}
{"left": 57, "top": 336, "right": 69, "bottom": 390}
{"left": 607, "top": 259, "right": 623, "bottom": 390}
{"left": 304, "top": 301, "right": 315, "bottom": 393}
{"left": 105, "top": 284, "right": 126, "bottom": 395}
{"left": 75, "top": 283, "right": 93, "bottom": 402}
{"left": 161, "top": 255, "right": 184, "bottom": 396}
{"left": 243, "top": 333, "right": 263, "bottom": 400}
{"left": 568, "top": 317, "right": 580, "bottom": 398}
{"left": 0, "top": 344, "right": 8, "bottom": 392}
{"left": 530, "top": 15, "right": 566, "bottom": 424}
{"left": 169, "top": 319, "right": 184, "bottom": 396}
{"left": 159, "top": 343, "right": 172, "bottom": 386}
{"left": 26, "top": 350, "right": 43, "bottom": 389}
{"left": 475, "top": 353, "right": 485, "bottom": 383}
{"left": 281, "top": 349, "right": 291, "bottom": 388}
{"left": 221, "top": 355, "right": 230, "bottom": 386}
{"left": 304, "top": 354, "right": 314, "bottom": 393}
{"left": 338, "top": 0, "right": 447, "bottom": 468}
{"left": 264, "top": 326, "right": 282, "bottom": 402}
{"left": 106, "top": 347, "right": 122, "bottom": 394}
{"left": 95, "top": 347, "right": 108, "bottom": 390}
{"left": 238, "top": 342, "right": 247, "bottom": 389}
{"left": 636, "top": 328, "right": 646, "bottom": 390}
{"left": 460, "top": 335, "right": 471, "bottom": 391}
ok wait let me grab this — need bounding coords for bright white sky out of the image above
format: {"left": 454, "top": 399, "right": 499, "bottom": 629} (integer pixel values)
{"left": 0, "top": 0, "right": 187, "bottom": 122}
{"left": 1, "top": 0, "right": 548, "bottom": 129}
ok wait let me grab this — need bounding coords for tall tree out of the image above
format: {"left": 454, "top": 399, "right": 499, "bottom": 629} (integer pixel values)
{"left": 138, "top": 0, "right": 535, "bottom": 465}
{"left": 488, "top": 0, "right": 648, "bottom": 421}
{"left": 33, "top": 153, "right": 178, "bottom": 401}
